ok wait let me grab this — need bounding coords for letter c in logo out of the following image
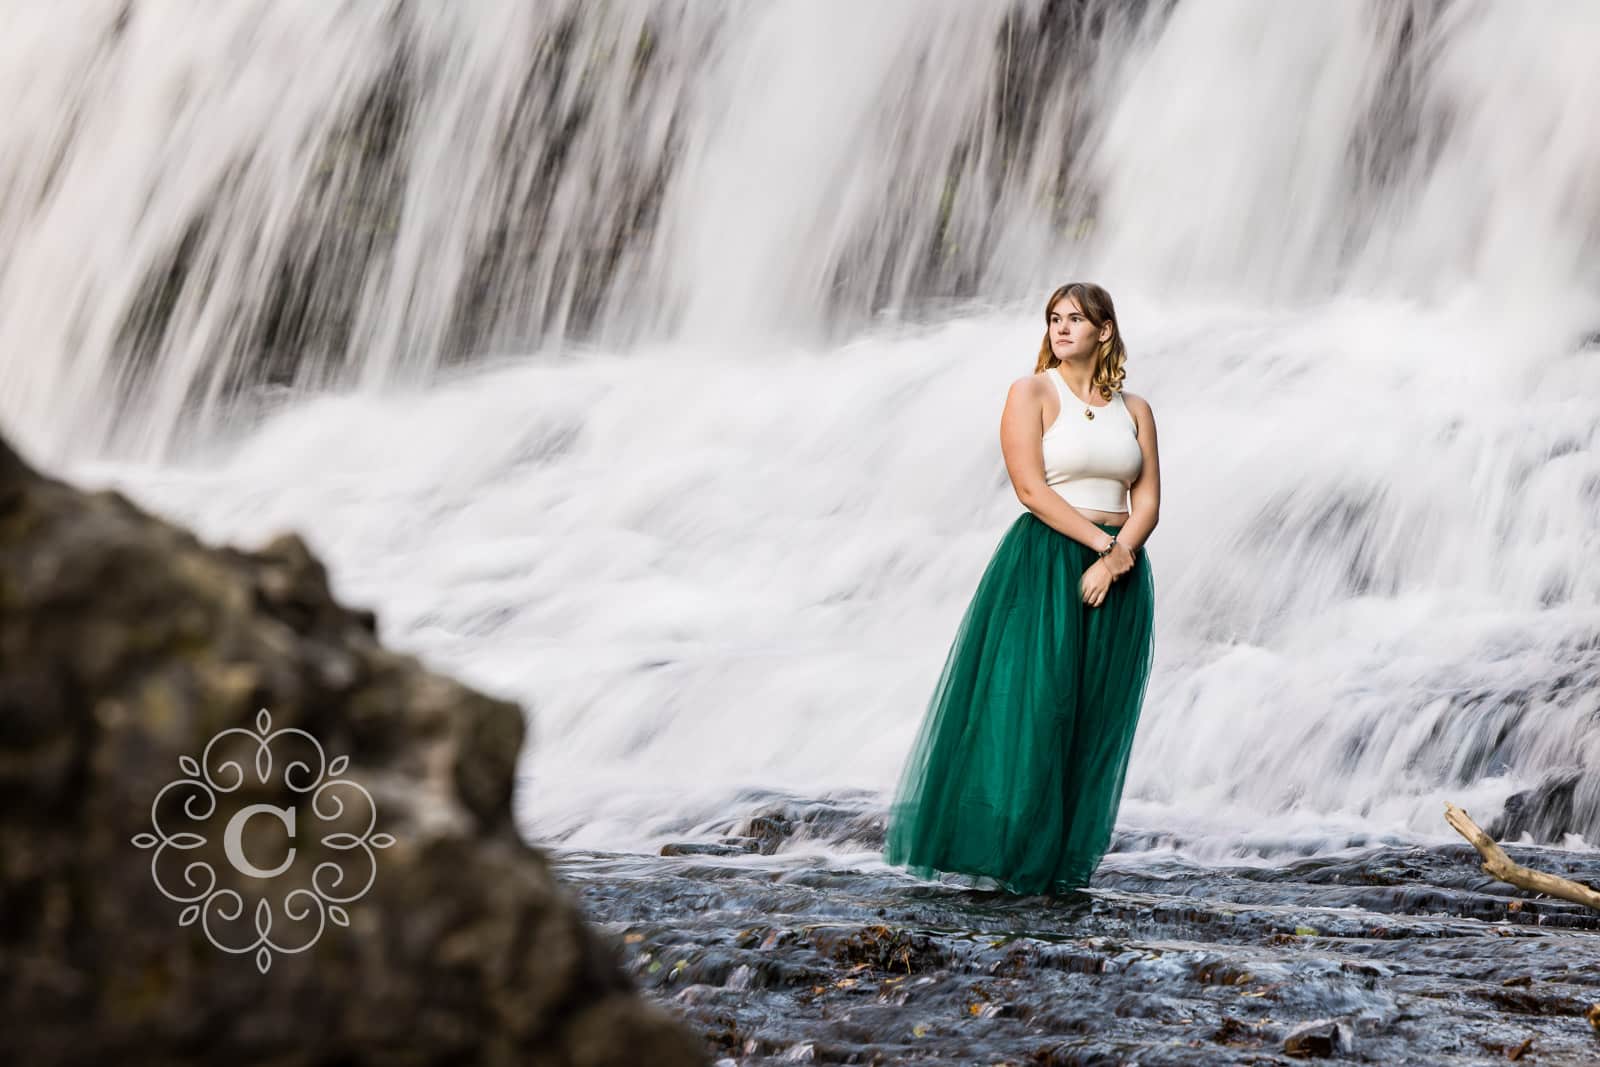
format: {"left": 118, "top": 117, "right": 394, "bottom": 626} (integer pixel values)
{"left": 223, "top": 804, "right": 297, "bottom": 879}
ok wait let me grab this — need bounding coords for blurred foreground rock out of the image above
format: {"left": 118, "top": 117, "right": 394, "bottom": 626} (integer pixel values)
{"left": 0, "top": 433, "right": 706, "bottom": 1065}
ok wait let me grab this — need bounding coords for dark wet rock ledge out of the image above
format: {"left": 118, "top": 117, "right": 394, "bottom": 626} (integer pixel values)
{"left": 0, "top": 432, "right": 706, "bottom": 1065}
{"left": 561, "top": 793, "right": 1600, "bottom": 1066}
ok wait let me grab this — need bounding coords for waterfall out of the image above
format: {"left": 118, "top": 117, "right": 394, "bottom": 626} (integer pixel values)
{"left": 10, "top": 1, "right": 1598, "bottom": 460}
{"left": 10, "top": 0, "right": 1600, "bottom": 854}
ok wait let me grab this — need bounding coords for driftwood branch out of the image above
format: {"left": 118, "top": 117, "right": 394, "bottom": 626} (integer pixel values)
{"left": 1444, "top": 802, "right": 1600, "bottom": 911}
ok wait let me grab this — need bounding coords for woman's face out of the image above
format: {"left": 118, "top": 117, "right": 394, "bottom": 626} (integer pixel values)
{"left": 1049, "top": 296, "right": 1110, "bottom": 362}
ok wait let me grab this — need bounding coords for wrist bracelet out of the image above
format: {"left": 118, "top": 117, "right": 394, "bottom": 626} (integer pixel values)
{"left": 1098, "top": 534, "right": 1117, "bottom": 557}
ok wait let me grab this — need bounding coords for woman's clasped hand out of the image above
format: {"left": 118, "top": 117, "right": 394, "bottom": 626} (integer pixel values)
{"left": 1078, "top": 539, "right": 1136, "bottom": 608}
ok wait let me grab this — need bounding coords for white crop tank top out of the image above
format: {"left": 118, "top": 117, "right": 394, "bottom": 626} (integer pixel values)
{"left": 1040, "top": 370, "right": 1143, "bottom": 513}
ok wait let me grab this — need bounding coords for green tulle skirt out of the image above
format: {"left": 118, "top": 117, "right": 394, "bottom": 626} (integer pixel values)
{"left": 884, "top": 511, "right": 1155, "bottom": 895}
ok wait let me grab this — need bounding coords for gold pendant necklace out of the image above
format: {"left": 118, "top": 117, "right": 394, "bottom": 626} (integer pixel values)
{"left": 1055, "top": 368, "right": 1097, "bottom": 418}
{"left": 1068, "top": 379, "right": 1095, "bottom": 418}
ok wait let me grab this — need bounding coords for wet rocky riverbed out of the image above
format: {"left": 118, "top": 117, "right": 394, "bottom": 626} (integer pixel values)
{"left": 548, "top": 791, "right": 1600, "bottom": 1066}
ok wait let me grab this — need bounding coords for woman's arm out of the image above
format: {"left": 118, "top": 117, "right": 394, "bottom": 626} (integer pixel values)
{"left": 1000, "top": 376, "right": 1117, "bottom": 553}
{"left": 1112, "top": 391, "right": 1161, "bottom": 556}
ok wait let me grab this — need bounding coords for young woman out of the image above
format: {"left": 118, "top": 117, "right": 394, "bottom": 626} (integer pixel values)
{"left": 883, "top": 282, "right": 1160, "bottom": 894}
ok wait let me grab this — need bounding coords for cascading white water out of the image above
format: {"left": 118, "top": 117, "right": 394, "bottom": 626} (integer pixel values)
{"left": 0, "top": 0, "right": 726, "bottom": 458}
{"left": 10, "top": 0, "right": 1600, "bottom": 861}
{"left": 658, "top": 0, "right": 1003, "bottom": 343}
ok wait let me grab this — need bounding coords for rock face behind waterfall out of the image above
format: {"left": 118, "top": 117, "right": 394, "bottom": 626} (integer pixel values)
{"left": 0, "top": 432, "right": 707, "bottom": 1065}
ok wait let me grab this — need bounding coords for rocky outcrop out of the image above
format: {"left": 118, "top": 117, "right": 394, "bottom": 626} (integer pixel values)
{"left": 0, "top": 432, "right": 706, "bottom": 1065}
{"left": 1490, "top": 773, "right": 1588, "bottom": 845}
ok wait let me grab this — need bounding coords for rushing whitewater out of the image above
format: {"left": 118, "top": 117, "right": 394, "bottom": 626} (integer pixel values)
{"left": 7, "top": 0, "right": 1600, "bottom": 863}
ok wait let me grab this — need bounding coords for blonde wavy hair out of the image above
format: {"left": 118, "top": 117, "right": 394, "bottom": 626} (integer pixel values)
{"left": 1032, "top": 282, "right": 1127, "bottom": 400}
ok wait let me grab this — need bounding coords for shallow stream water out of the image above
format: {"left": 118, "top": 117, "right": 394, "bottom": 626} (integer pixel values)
{"left": 559, "top": 793, "right": 1600, "bottom": 1065}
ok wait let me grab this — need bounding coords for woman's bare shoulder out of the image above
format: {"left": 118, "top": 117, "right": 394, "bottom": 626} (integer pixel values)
{"left": 1007, "top": 373, "right": 1049, "bottom": 400}
{"left": 1121, "top": 390, "right": 1155, "bottom": 418}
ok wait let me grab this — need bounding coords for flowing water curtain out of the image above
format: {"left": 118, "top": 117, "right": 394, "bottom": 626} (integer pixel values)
{"left": 3, "top": 0, "right": 1599, "bottom": 460}
{"left": 0, "top": 0, "right": 1155, "bottom": 460}
{"left": 0, "top": 1, "right": 720, "bottom": 459}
